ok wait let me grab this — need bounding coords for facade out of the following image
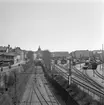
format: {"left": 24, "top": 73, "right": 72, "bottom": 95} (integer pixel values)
{"left": 13, "top": 47, "right": 26, "bottom": 61}
{"left": 0, "top": 47, "right": 7, "bottom": 52}
{"left": 14, "top": 54, "right": 21, "bottom": 64}
{"left": 0, "top": 45, "right": 12, "bottom": 53}
{"left": 0, "top": 53, "right": 15, "bottom": 66}
{"left": 0, "top": 45, "right": 15, "bottom": 66}
{"left": 51, "top": 51, "right": 69, "bottom": 59}
{"left": 69, "top": 50, "right": 104, "bottom": 62}
{"left": 70, "top": 50, "right": 91, "bottom": 59}
{"left": 93, "top": 50, "right": 104, "bottom": 61}
{"left": 0, "top": 45, "right": 27, "bottom": 66}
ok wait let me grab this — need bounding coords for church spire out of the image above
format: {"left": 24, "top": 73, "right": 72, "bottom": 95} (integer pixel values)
{"left": 38, "top": 46, "right": 41, "bottom": 51}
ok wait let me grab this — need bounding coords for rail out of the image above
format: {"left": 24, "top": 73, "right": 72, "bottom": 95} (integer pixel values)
{"left": 95, "top": 69, "right": 104, "bottom": 79}
{"left": 54, "top": 65, "right": 104, "bottom": 100}
{"left": 55, "top": 64, "right": 104, "bottom": 91}
{"left": 57, "top": 64, "right": 104, "bottom": 90}
{"left": 56, "top": 65, "right": 103, "bottom": 91}
{"left": 41, "top": 77, "right": 60, "bottom": 105}
{"left": 73, "top": 66, "right": 104, "bottom": 90}
{"left": 33, "top": 66, "right": 60, "bottom": 105}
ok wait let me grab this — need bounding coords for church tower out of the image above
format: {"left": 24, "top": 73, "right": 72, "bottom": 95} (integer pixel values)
{"left": 37, "top": 46, "right": 42, "bottom": 59}
{"left": 38, "top": 46, "right": 41, "bottom": 52}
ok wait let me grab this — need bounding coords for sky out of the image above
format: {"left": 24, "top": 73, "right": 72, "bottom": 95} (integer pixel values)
{"left": 0, "top": 0, "right": 104, "bottom": 52}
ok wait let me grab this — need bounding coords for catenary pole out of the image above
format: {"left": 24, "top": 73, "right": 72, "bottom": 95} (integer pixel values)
{"left": 102, "top": 44, "right": 104, "bottom": 83}
{"left": 68, "top": 59, "right": 71, "bottom": 85}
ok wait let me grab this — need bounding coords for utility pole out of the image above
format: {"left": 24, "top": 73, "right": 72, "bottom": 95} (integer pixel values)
{"left": 68, "top": 59, "right": 71, "bottom": 85}
{"left": 80, "top": 54, "right": 82, "bottom": 70}
{"left": 102, "top": 44, "right": 104, "bottom": 83}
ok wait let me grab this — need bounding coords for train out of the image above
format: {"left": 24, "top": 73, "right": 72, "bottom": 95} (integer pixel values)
{"left": 83, "top": 61, "right": 98, "bottom": 70}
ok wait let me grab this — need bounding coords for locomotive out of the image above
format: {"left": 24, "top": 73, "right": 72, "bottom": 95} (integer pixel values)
{"left": 83, "top": 60, "right": 98, "bottom": 70}
{"left": 61, "top": 58, "right": 67, "bottom": 64}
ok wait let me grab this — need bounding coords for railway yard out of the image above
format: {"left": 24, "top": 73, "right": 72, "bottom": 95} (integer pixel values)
{"left": 55, "top": 62, "right": 104, "bottom": 104}
{"left": 20, "top": 65, "right": 62, "bottom": 105}
{"left": 1, "top": 50, "right": 104, "bottom": 105}
{"left": 1, "top": 1, "right": 104, "bottom": 104}
{"left": 17, "top": 52, "right": 104, "bottom": 105}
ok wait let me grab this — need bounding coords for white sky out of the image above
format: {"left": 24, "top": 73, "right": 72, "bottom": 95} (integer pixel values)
{"left": 0, "top": 0, "right": 104, "bottom": 52}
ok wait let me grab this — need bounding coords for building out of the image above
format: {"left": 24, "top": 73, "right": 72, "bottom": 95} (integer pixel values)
{"left": 14, "top": 54, "right": 21, "bottom": 64}
{"left": 70, "top": 50, "right": 91, "bottom": 59}
{"left": 51, "top": 51, "right": 69, "bottom": 59}
{"left": 0, "top": 46, "right": 7, "bottom": 52}
{"left": 0, "top": 45, "right": 15, "bottom": 66}
{"left": 13, "top": 47, "right": 26, "bottom": 61}
{"left": 0, "top": 45, "right": 12, "bottom": 53}
{"left": 0, "top": 52, "right": 15, "bottom": 66}
{"left": 35, "top": 46, "right": 42, "bottom": 59}
{"left": 92, "top": 50, "right": 104, "bottom": 61}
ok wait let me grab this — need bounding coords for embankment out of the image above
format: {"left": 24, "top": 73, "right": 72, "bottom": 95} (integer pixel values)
{"left": 0, "top": 61, "right": 34, "bottom": 105}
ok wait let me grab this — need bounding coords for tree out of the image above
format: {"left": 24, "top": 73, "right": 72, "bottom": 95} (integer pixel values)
{"left": 5, "top": 72, "right": 15, "bottom": 88}
{"left": 26, "top": 51, "right": 34, "bottom": 61}
{"left": 42, "top": 50, "right": 51, "bottom": 70}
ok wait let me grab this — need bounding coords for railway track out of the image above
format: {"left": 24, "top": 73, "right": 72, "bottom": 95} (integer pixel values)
{"left": 33, "top": 66, "right": 51, "bottom": 105}
{"left": 41, "top": 76, "right": 60, "bottom": 105}
{"left": 25, "top": 88, "right": 34, "bottom": 105}
{"left": 56, "top": 64, "right": 104, "bottom": 91}
{"left": 32, "top": 66, "right": 61, "bottom": 105}
{"left": 74, "top": 64, "right": 104, "bottom": 84}
{"left": 19, "top": 65, "right": 61, "bottom": 105}
{"left": 95, "top": 69, "right": 104, "bottom": 79}
{"left": 19, "top": 74, "right": 35, "bottom": 105}
{"left": 54, "top": 65, "right": 104, "bottom": 98}
{"left": 74, "top": 63, "right": 104, "bottom": 81}
{"left": 73, "top": 66, "right": 104, "bottom": 90}
{"left": 55, "top": 65, "right": 100, "bottom": 89}
{"left": 32, "top": 83, "right": 50, "bottom": 105}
